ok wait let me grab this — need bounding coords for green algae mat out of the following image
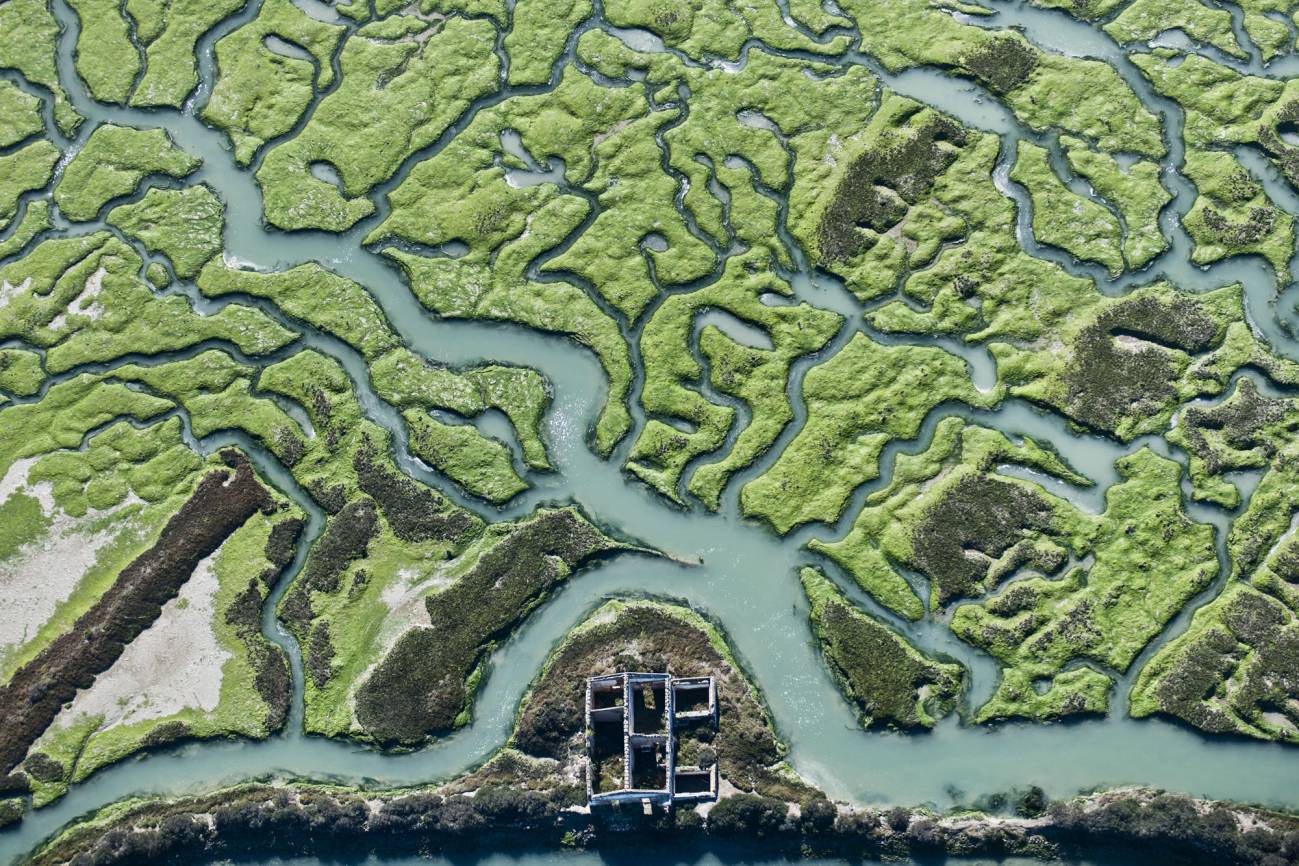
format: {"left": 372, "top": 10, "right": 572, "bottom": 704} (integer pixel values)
{"left": 5, "top": 0, "right": 1299, "bottom": 863}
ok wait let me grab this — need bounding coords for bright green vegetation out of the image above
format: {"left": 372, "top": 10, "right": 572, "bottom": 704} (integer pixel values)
{"left": 742, "top": 334, "right": 994, "bottom": 539}
{"left": 541, "top": 105, "right": 714, "bottom": 321}
{"left": 512, "top": 597, "right": 812, "bottom": 800}
{"left": 627, "top": 250, "right": 842, "bottom": 506}
{"left": 0, "top": 200, "right": 51, "bottom": 261}
{"left": 0, "top": 234, "right": 295, "bottom": 371}
{"left": 64, "top": 0, "right": 138, "bottom": 104}
{"left": 1130, "top": 50, "right": 1299, "bottom": 194}
{"left": 106, "top": 185, "right": 225, "bottom": 279}
{"left": 0, "top": 0, "right": 80, "bottom": 134}
{"left": 813, "top": 418, "right": 1216, "bottom": 721}
{"left": 788, "top": 93, "right": 970, "bottom": 302}
{"left": 842, "top": 0, "right": 1162, "bottom": 156}
{"left": 1132, "top": 382, "right": 1299, "bottom": 740}
{"left": 387, "top": 242, "right": 632, "bottom": 456}
{"left": 403, "top": 410, "right": 527, "bottom": 504}
{"left": 951, "top": 448, "right": 1216, "bottom": 722}
{"left": 0, "top": 375, "right": 172, "bottom": 476}
{"left": 203, "top": 0, "right": 346, "bottom": 165}
{"left": 0, "top": 348, "right": 43, "bottom": 396}
{"left": 197, "top": 258, "right": 400, "bottom": 360}
{"left": 128, "top": 0, "right": 247, "bottom": 108}
{"left": 801, "top": 566, "right": 963, "bottom": 730}
{"left": 257, "top": 16, "right": 500, "bottom": 231}
{"left": 994, "top": 283, "right": 1298, "bottom": 442}
{"left": 505, "top": 0, "right": 590, "bottom": 85}
{"left": 1060, "top": 137, "right": 1170, "bottom": 271}
{"left": 1130, "top": 562, "right": 1299, "bottom": 744}
{"left": 55, "top": 124, "right": 202, "bottom": 222}
{"left": 1010, "top": 140, "right": 1123, "bottom": 276}
{"left": 0, "top": 139, "right": 59, "bottom": 232}
{"left": 197, "top": 259, "right": 553, "bottom": 473}
{"left": 602, "top": 0, "right": 851, "bottom": 62}
{"left": 1181, "top": 151, "right": 1294, "bottom": 284}
{"left": 0, "top": 80, "right": 43, "bottom": 148}
{"left": 1169, "top": 378, "right": 1293, "bottom": 509}
{"left": 810, "top": 419, "right": 1089, "bottom": 619}
{"left": 1102, "top": 0, "right": 1243, "bottom": 59}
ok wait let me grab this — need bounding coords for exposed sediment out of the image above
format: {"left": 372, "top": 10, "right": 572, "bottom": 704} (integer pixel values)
{"left": 0, "top": 451, "right": 273, "bottom": 776}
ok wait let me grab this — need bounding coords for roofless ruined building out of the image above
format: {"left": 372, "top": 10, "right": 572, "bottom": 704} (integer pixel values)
{"left": 585, "top": 672, "right": 718, "bottom": 810}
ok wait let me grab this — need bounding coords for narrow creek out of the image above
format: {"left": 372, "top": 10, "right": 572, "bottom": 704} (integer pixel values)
{"left": 4, "top": 0, "right": 1299, "bottom": 863}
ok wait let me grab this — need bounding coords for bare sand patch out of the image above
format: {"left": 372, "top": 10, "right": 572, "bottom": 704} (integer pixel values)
{"left": 47, "top": 266, "right": 107, "bottom": 332}
{"left": 58, "top": 547, "right": 230, "bottom": 728}
{"left": 0, "top": 460, "right": 126, "bottom": 660}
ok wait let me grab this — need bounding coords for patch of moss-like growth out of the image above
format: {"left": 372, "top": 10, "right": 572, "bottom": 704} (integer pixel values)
{"left": 106, "top": 184, "right": 225, "bottom": 279}
{"left": 1102, "top": 0, "right": 1243, "bottom": 59}
{"left": 841, "top": 0, "right": 1161, "bottom": 156}
{"left": 194, "top": 259, "right": 552, "bottom": 474}
{"left": 505, "top": 0, "right": 591, "bottom": 85}
{"left": 0, "top": 234, "right": 295, "bottom": 371}
{"left": 1131, "top": 51, "right": 1299, "bottom": 193}
{"left": 371, "top": 348, "right": 552, "bottom": 471}
{"left": 1130, "top": 526, "right": 1299, "bottom": 744}
{"left": 601, "top": 0, "right": 851, "bottom": 62}
{"left": 0, "top": 139, "right": 59, "bottom": 232}
{"left": 801, "top": 566, "right": 963, "bottom": 730}
{"left": 352, "top": 507, "right": 635, "bottom": 746}
{"left": 810, "top": 419, "right": 1090, "bottom": 614}
{"left": 0, "top": 80, "right": 43, "bottom": 148}
{"left": 387, "top": 237, "right": 632, "bottom": 456}
{"left": 370, "top": 67, "right": 644, "bottom": 253}
{"left": 55, "top": 124, "right": 201, "bottom": 222}
{"left": 403, "top": 410, "right": 527, "bottom": 504}
{"left": 257, "top": 16, "right": 500, "bottom": 231}
{"left": 197, "top": 258, "right": 398, "bottom": 360}
{"left": 1010, "top": 140, "right": 1123, "bottom": 276}
{"left": 1168, "top": 377, "right": 1293, "bottom": 508}
{"left": 627, "top": 250, "right": 841, "bottom": 506}
{"left": 1214, "top": 397, "right": 1299, "bottom": 588}
{"left": 203, "top": 0, "right": 346, "bottom": 165}
{"left": 513, "top": 597, "right": 811, "bottom": 799}
{"left": 813, "top": 97, "right": 970, "bottom": 295}
{"left": 577, "top": 30, "right": 881, "bottom": 280}
{"left": 0, "top": 375, "right": 173, "bottom": 475}
{"left": 0, "top": 0, "right": 81, "bottom": 134}
{"left": 863, "top": 129, "right": 1102, "bottom": 342}
{"left": 541, "top": 110, "right": 715, "bottom": 322}
{"left": 65, "top": 0, "right": 139, "bottom": 104}
{"left": 1182, "top": 150, "right": 1293, "bottom": 284}
{"left": 993, "top": 284, "right": 1291, "bottom": 442}
{"left": 0, "top": 348, "right": 43, "bottom": 396}
{"left": 1060, "top": 136, "right": 1170, "bottom": 271}
{"left": 0, "top": 200, "right": 52, "bottom": 261}
{"left": 127, "top": 0, "right": 246, "bottom": 108}
{"left": 741, "top": 333, "right": 994, "bottom": 542}
{"left": 952, "top": 448, "right": 1216, "bottom": 722}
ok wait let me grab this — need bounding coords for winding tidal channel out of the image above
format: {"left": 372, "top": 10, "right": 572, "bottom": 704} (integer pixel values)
{"left": 5, "top": 0, "right": 1299, "bottom": 862}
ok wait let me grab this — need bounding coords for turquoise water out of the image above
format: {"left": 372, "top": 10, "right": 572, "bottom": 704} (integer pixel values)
{"left": 2, "top": 0, "right": 1299, "bottom": 863}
